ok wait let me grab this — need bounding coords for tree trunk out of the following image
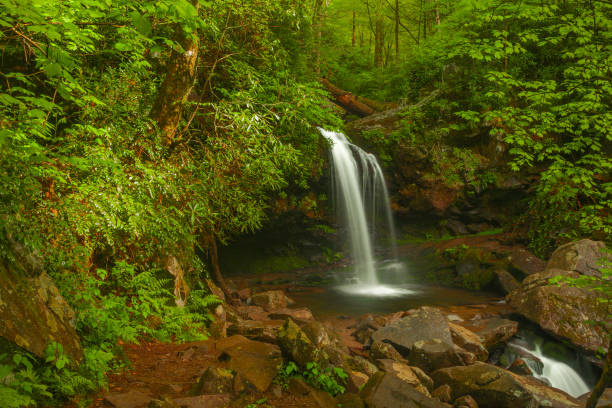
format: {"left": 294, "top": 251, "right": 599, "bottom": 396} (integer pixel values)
{"left": 375, "top": 16, "right": 384, "bottom": 67}
{"left": 434, "top": 0, "right": 441, "bottom": 25}
{"left": 586, "top": 341, "right": 611, "bottom": 408}
{"left": 314, "top": 0, "right": 324, "bottom": 74}
{"left": 352, "top": 10, "right": 356, "bottom": 46}
{"left": 207, "top": 236, "right": 232, "bottom": 301}
{"left": 150, "top": 0, "right": 200, "bottom": 146}
{"left": 395, "top": 0, "right": 399, "bottom": 62}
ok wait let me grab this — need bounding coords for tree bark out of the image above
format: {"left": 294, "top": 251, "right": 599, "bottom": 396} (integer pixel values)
{"left": 207, "top": 236, "right": 232, "bottom": 301}
{"left": 375, "top": 15, "right": 384, "bottom": 67}
{"left": 586, "top": 340, "right": 611, "bottom": 408}
{"left": 314, "top": 0, "right": 324, "bottom": 74}
{"left": 150, "top": 0, "right": 200, "bottom": 146}
{"left": 395, "top": 0, "right": 399, "bottom": 62}
{"left": 352, "top": 10, "right": 356, "bottom": 46}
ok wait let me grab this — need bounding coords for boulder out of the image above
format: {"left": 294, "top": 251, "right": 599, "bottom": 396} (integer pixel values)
{"left": 336, "top": 393, "right": 366, "bottom": 408}
{"left": 376, "top": 359, "right": 433, "bottom": 396}
{"left": 217, "top": 335, "right": 282, "bottom": 392}
{"left": 193, "top": 367, "right": 233, "bottom": 394}
{"left": 251, "top": 290, "right": 287, "bottom": 311}
{"left": 508, "top": 358, "right": 532, "bottom": 376}
{"left": 360, "top": 372, "right": 450, "bottom": 408}
{"left": 431, "top": 362, "right": 581, "bottom": 408}
{"left": 172, "top": 395, "right": 231, "bottom": 408}
{"left": 347, "top": 370, "right": 370, "bottom": 392}
{"left": 467, "top": 318, "right": 518, "bottom": 350}
{"left": 0, "top": 258, "right": 83, "bottom": 362}
{"left": 347, "top": 355, "right": 379, "bottom": 377}
{"left": 371, "top": 307, "right": 453, "bottom": 355}
{"left": 409, "top": 339, "right": 476, "bottom": 373}
{"left": 546, "top": 239, "right": 610, "bottom": 277}
{"left": 507, "top": 248, "right": 546, "bottom": 276}
{"left": 268, "top": 307, "right": 314, "bottom": 322}
{"left": 276, "top": 318, "right": 320, "bottom": 368}
{"left": 493, "top": 269, "right": 520, "bottom": 294}
{"left": 234, "top": 305, "right": 269, "bottom": 321}
{"left": 432, "top": 384, "right": 453, "bottom": 403}
{"left": 370, "top": 340, "right": 404, "bottom": 361}
{"left": 226, "top": 319, "right": 284, "bottom": 343}
{"left": 507, "top": 270, "right": 608, "bottom": 353}
{"left": 454, "top": 395, "right": 479, "bottom": 408}
{"left": 449, "top": 322, "right": 488, "bottom": 361}
{"left": 103, "top": 390, "right": 152, "bottom": 408}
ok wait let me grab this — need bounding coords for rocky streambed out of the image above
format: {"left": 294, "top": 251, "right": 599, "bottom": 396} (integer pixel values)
{"left": 96, "top": 239, "right": 610, "bottom": 408}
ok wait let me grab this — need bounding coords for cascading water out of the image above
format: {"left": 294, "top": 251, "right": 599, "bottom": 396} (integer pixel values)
{"left": 509, "top": 341, "right": 591, "bottom": 397}
{"left": 320, "top": 128, "right": 409, "bottom": 296}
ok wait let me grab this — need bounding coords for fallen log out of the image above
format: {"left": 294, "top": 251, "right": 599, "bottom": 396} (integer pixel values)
{"left": 347, "top": 89, "right": 441, "bottom": 134}
{"left": 320, "top": 78, "right": 375, "bottom": 117}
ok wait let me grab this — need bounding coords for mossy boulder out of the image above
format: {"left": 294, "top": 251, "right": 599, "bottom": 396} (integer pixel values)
{"left": 0, "top": 256, "right": 83, "bottom": 362}
{"left": 276, "top": 318, "right": 320, "bottom": 368}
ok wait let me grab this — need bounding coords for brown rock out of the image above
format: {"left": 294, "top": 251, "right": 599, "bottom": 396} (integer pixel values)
{"left": 454, "top": 395, "right": 478, "bottom": 408}
{"left": 276, "top": 318, "right": 320, "bottom": 368}
{"left": 268, "top": 307, "right": 314, "bottom": 322}
{"left": 173, "top": 395, "right": 231, "bottom": 408}
{"left": 347, "top": 370, "right": 369, "bottom": 392}
{"left": 0, "top": 259, "right": 83, "bottom": 362}
{"left": 508, "top": 358, "right": 533, "bottom": 376}
{"left": 226, "top": 319, "right": 283, "bottom": 343}
{"left": 409, "top": 339, "right": 475, "bottom": 373}
{"left": 193, "top": 367, "right": 234, "bottom": 395}
{"left": 370, "top": 340, "right": 404, "bottom": 361}
{"left": 468, "top": 318, "right": 518, "bottom": 350}
{"left": 507, "top": 270, "right": 608, "bottom": 353}
{"left": 449, "top": 322, "right": 489, "bottom": 361}
{"left": 508, "top": 248, "right": 546, "bottom": 276}
{"left": 493, "top": 269, "right": 520, "bottom": 294}
{"left": 376, "top": 359, "right": 433, "bottom": 396}
{"left": 431, "top": 361, "right": 580, "bottom": 408}
{"left": 336, "top": 393, "right": 366, "bottom": 408}
{"left": 546, "top": 239, "right": 610, "bottom": 277}
{"left": 217, "top": 335, "right": 282, "bottom": 392}
{"left": 103, "top": 390, "right": 152, "bottom": 408}
{"left": 360, "top": 372, "right": 449, "bottom": 408}
{"left": 251, "top": 290, "right": 287, "bottom": 311}
{"left": 371, "top": 307, "right": 453, "bottom": 356}
{"left": 234, "top": 305, "right": 269, "bottom": 321}
{"left": 432, "top": 384, "right": 453, "bottom": 403}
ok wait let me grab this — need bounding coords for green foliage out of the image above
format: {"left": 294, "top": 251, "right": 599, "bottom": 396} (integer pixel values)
{"left": 0, "top": 342, "right": 114, "bottom": 407}
{"left": 276, "top": 361, "right": 347, "bottom": 396}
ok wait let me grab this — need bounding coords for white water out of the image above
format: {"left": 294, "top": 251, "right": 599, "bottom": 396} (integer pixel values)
{"left": 320, "top": 128, "right": 407, "bottom": 296}
{"left": 512, "top": 343, "right": 590, "bottom": 397}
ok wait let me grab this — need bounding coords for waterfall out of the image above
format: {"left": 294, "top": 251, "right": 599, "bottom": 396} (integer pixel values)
{"left": 320, "top": 128, "right": 405, "bottom": 293}
{"left": 511, "top": 343, "right": 590, "bottom": 397}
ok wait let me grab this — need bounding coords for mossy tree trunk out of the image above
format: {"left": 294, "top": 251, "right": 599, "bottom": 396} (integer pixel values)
{"left": 150, "top": 0, "right": 200, "bottom": 146}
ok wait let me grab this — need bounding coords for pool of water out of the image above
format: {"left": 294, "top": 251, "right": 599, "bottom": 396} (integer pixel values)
{"left": 237, "top": 250, "right": 501, "bottom": 318}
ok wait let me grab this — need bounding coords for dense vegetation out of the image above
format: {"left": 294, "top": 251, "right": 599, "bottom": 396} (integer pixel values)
{"left": 0, "top": 0, "right": 609, "bottom": 405}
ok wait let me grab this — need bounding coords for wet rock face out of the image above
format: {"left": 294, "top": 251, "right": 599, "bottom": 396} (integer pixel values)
{"left": 507, "top": 241, "right": 610, "bottom": 353}
{"left": 431, "top": 362, "right": 581, "bottom": 408}
{"left": 375, "top": 359, "right": 433, "bottom": 397}
{"left": 0, "top": 257, "right": 83, "bottom": 362}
